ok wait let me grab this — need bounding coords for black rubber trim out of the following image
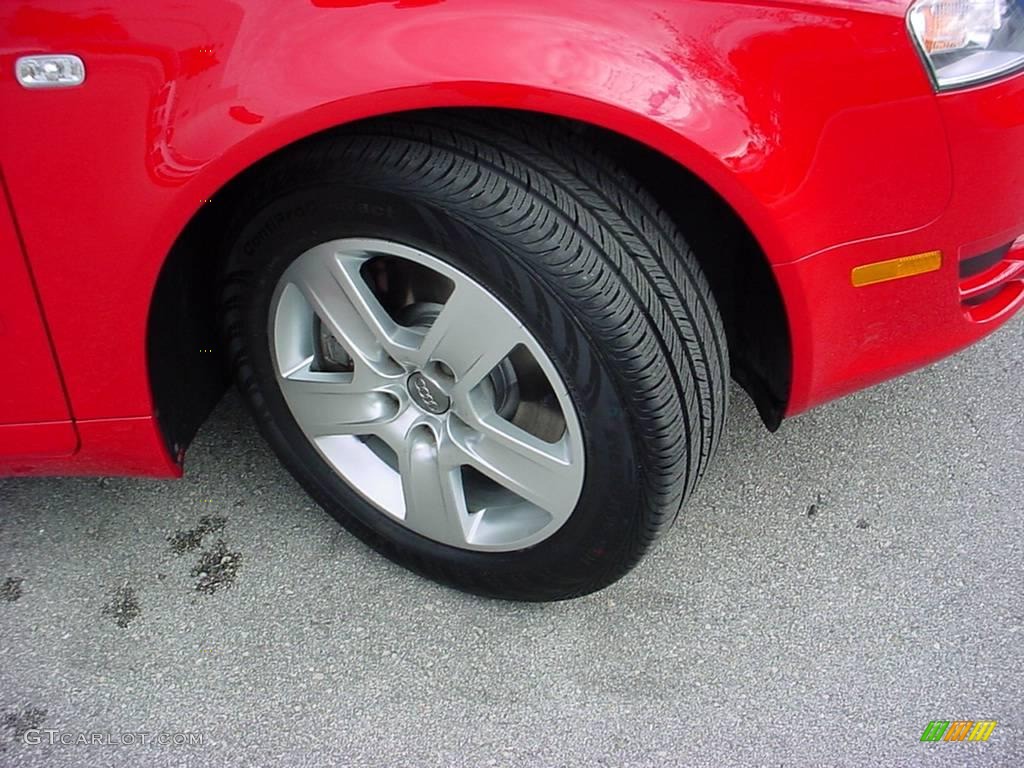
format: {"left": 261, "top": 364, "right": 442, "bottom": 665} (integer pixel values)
{"left": 963, "top": 285, "right": 1007, "bottom": 308}
{"left": 960, "top": 242, "right": 1012, "bottom": 280}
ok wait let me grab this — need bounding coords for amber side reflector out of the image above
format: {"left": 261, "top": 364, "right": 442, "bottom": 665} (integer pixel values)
{"left": 851, "top": 250, "right": 942, "bottom": 287}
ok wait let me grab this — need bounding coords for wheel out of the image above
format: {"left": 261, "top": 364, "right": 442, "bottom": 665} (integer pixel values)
{"left": 220, "top": 113, "right": 728, "bottom": 601}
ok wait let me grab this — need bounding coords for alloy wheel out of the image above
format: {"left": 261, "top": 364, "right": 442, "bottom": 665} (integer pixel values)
{"left": 269, "top": 238, "right": 586, "bottom": 552}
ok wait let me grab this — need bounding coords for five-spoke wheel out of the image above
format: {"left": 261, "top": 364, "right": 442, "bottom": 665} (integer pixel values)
{"left": 271, "top": 238, "right": 585, "bottom": 551}
{"left": 221, "top": 113, "right": 727, "bottom": 599}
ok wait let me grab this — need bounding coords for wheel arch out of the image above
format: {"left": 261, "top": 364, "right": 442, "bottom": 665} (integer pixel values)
{"left": 148, "top": 100, "right": 792, "bottom": 461}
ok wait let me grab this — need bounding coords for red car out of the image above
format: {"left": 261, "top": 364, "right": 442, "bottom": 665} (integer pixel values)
{"left": 2, "top": 1, "right": 1022, "bottom": 599}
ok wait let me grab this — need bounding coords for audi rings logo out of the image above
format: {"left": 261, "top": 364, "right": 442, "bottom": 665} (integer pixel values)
{"left": 414, "top": 377, "right": 438, "bottom": 409}
{"left": 407, "top": 372, "right": 450, "bottom": 415}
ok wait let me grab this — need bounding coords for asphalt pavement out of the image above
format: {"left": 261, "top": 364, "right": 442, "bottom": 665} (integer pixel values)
{"left": 1, "top": 313, "right": 1021, "bottom": 768}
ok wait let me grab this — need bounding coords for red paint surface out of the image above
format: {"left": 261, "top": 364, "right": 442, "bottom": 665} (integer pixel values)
{"left": 0, "top": 172, "right": 76, "bottom": 434}
{"left": 780, "top": 71, "right": 1024, "bottom": 414}
{"left": 0, "top": 0, "right": 1021, "bottom": 475}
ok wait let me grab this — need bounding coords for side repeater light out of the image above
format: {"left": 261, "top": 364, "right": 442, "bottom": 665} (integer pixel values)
{"left": 15, "top": 55, "right": 86, "bottom": 89}
{"left": 851, "top": 251, "right": 943, "bottom": 287}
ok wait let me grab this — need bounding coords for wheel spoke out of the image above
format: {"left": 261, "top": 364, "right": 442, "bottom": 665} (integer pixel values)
{"left": 278, "top": 361, "right": 399, "bottom": 438}
{"left": 284, "top": 244, "right": 417, "bottom": 375}
{"left": 414, "top": 284, "right": 527, "bottom": 398}
{"left": 397, "top": 428, "right": 471, "bottom": 546}
{"left": 450, "top": 410, "right": 579, "bottom": 517}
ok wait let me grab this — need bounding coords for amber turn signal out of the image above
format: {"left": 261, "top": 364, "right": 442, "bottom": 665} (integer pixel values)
{"left": 851, "top": 251, "right": 942, "bottom": 287}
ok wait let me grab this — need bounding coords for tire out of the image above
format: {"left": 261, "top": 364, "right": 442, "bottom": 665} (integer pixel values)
{"left": 220, "top": 112, "right": 728, "bottom": 601}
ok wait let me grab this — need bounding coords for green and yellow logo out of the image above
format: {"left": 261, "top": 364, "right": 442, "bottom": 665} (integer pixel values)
{"left": 920, "top": 720, "right": 997, "bottom": 742}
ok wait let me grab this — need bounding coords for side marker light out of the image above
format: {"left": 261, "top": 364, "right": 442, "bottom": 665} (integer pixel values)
{"left": 852, "top": 251, "right": 942, "bottom": 287}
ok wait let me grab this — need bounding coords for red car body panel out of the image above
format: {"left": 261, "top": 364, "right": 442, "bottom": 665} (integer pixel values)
{"left": 0, "top": 0, "right": 1021, "bottom": 476}
{"left": 779, "top": 71, "right": 1024, "bottom": 413}
{"left": 0, "top": 173, "right": 78, "bottom": 460}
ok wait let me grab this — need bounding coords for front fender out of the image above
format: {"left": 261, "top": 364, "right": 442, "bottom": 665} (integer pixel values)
{"left": 0, "top": 0, "right": 950, "bottom": 427}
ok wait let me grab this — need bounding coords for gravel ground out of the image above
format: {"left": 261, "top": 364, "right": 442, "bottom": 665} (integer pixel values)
{"left": 1, "top": 313, "right": 1021, "bottom": 768}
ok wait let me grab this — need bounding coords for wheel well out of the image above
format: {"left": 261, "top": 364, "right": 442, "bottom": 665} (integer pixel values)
{"left": 147, "top": 108, "right": 791, "bottom": 459}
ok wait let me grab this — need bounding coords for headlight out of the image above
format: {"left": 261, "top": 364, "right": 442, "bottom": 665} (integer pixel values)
{"left": 908, "top": 0, "right": 1024, "bottom": 89}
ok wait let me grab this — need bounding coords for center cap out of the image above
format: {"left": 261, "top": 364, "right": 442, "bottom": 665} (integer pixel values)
{"left": 407, "top": 371, "right": 450, "bottom": 415}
